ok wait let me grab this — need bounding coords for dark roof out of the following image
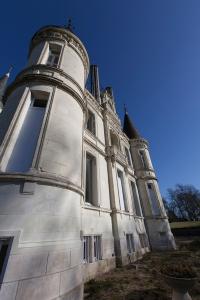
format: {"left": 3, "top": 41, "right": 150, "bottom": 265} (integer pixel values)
{"left": 123, "top": 112, "right": 140, "bottom": 139}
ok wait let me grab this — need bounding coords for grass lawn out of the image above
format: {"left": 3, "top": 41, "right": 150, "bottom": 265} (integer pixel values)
{"left": 170, "top": 221, "right": 200, "bottom": 229}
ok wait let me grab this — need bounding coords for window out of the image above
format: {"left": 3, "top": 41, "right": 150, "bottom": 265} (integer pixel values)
{"left": 86, "top": 110, "right": 96, "bottom": 135}
{"left": 139, "top": 234, "right": 148, "bottom": 248}
{"left": 130, "top": 181, "right": 142, "bottom": 216}
{"left": 6, "top": 94, "right": 48, "bottom": 172}
{"left": 126, "top": 234, "right": 135, "bottom": 253}
{"left": 47, "top": 44, "right": 62, "bottom": 67}
{"left": 85, "top": 153, "right": 97, "bottom": 205}
{"left": 147, "top": 183, "right": 161, "bottom": 216}
{"left": 117, "top": 170, "right": 127, "bottom": 211}
{"left": 125, "top": 147, "right": 132, "bottom": 167}
{"left": 0, "top": 237, "right": 12, "bottom": 283}
{"left": 94, "top": 235, "right": 102, "bottom": 261}
{"left": 83, "top": 235, "right": 102, "bottom": 263}
{"left": 139, "top": 150, "right": 147, "bottom": 169}
{"left": 83, "top": 236, "right": 91, "bottom": 263}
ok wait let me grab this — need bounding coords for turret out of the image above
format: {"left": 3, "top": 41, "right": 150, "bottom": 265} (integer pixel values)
{"left": 0, "top": 25, "right": 89, "bottom": 300}
{"left": 123, "top": 112, "right": 176, "bottom": 250}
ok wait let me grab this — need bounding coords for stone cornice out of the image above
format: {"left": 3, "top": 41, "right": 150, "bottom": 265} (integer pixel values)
{"left": 29, "top": 26, "right": 90, "bottom": 76}
{"left": 130, "top": 138, "right": 149, "bottom": 148}
{"left": 0, "top": 172, "right": 84, "bottom": 196}
{"left": 15, "top": 65, "right": 84, "bottom": 98}
{"left": 3, "top": 73, "right": 86, "bottom": 111}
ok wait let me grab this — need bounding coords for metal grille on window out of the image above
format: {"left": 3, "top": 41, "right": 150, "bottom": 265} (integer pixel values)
{"left": 126, "top": 234, "right": 135, "bottom": 253}
{"left": 83, "top": 236, "right": 91, "bottom": 263}
{"left": 94, "top": 235, "right": 101, "bottom": 261}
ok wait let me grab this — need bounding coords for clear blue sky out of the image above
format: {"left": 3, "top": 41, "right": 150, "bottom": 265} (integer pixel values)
{"left": 0, "top": 0, "right": 200, "bottom": 198}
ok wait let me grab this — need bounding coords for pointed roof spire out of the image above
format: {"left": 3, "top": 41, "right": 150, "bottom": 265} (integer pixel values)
{"left": 123, "top": 109, "right": 140, "bottom": 139}
{"left": 0, "top": 66, "right": 12, "bottom": 108}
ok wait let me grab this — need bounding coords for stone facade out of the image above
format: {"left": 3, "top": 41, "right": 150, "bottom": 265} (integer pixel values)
{"left": 0, "top": 25, "right": 175, "bottom": 300}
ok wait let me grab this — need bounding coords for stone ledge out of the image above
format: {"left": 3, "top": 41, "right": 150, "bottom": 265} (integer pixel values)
{"left": 0, "top": 172, "right": 84, "bottom": 196}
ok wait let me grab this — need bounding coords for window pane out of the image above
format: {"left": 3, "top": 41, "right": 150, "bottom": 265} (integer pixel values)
{"left": 6, "top": 97, "right": 47, "bottom": 172}
{"left": 130, "top": 181, "right": 142, "bottom": 216}
{"left": 94, "top": 235, "right": 101, "bottom": 261}
{"left": 117, "top": 170, "right": 126, "bottom": 211}
{"left": 85, "top": 154, "right": 96, "bottom": 205}
{"left": 139, "top": 150, "right": 147, "bottom": 169}
{"left": 87, "top": 111, "right": 96, "bottom": 135}
{"left": 125, "top": 147, "right": 132, "bottom": 166}
{"left": 147, "top": 183, "right": 160, "bottom": 215}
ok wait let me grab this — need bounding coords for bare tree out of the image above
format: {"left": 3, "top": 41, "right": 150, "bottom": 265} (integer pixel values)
{"left": 167, "top": 184, "right": 200, "bottom": 221}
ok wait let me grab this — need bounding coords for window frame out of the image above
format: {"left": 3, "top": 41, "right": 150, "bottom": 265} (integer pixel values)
{"left": 126, "top": 234, "right": 135, "bottom": 254}
{"left": 147, "top": 182, "right": 161, "bottom": 216}
{"left": 85, "top": 152, "right": 98, "bottom": 206}
{"left": 129, "top": 180, "right": 142, "bottom": 217}
{"left": 116, "top": 169, "right": 128, "bottom": 211}
{"left": 86, "top": 110, "right": 96, "bottom": 136}
{"left": 46, "top": 43, "right": 62, "bottom": 68}
{"left": 0, "top": 237, "right": 13, "bottom": 284}
{"left": 139, "top": 150, "right": 148, "bottom": 169}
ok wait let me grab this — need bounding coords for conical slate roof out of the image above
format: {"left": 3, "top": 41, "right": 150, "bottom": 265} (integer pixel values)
{"left": 0, "top": 68, "right": 12, "bottom": 102}
{"left": 123, "top": 111, "right": 140, "bottom": 139}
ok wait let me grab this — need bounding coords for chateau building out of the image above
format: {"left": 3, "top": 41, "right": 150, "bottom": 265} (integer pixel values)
{"left": 0, "top": 24, "right": 175, "bottom": 300}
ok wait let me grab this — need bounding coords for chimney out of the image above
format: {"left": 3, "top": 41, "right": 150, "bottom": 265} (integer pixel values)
{"left": 90, "top": 65, "right": 101, "bottom": 103}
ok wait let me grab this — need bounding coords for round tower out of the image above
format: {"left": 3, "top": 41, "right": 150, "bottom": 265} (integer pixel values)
{"left": 0, "top": 25, "right": 89, "bottom": 300}
{"left": 123, "top": 112, "right": 176, "bottom": 250}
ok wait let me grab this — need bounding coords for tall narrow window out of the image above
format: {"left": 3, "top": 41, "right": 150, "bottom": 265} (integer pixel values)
{"left": 0, "top": 237, "right": 12, "bottom": 283}
{"left": 6, "top": 95, "right": 48, "bottom": 172}
{"left": 147, "top": 183, "right": 161, "bottom": 216}
{"left": 94, "top": 235, "right": 102, "bottom": 261}
{"left": 85, "top": 153, "right": 97, "bottom": 205}
{"left": 139, "top": 150, "right": 147, "bottom": 169}
{"left": 47, "top": 44, "right": 62, "bottom": 67}
{"left": 83, "top": 236, "right": 91, "bottom": 263}
{"left": 86, "top": 110, "right": 96, "bottom": 135}
{"left": 125, "top": 147, "right": 132, "bottom": 167}
{"left": 126, "top": 234, "right": 135, "bottom": 253}
{"left": 117, "top": 170, "right": 127, "bottom": 211}
{"left": 139, "top": 233, "right": 148, "bottom": 248}
{"left": 130, "top": 181, "right": 142, "bottom": 216}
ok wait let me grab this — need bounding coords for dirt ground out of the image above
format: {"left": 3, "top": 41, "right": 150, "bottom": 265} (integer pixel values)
{"left": 84, "top": 239, "right": 200, "bottom": 300}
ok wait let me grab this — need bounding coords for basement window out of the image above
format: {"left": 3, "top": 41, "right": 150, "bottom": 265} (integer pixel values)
{"left": 94, "top": 235, "right": 102, "bottom": 261}
{"left": 83, "top": 236, "right": 91, "bottom": 263}
{"left": 126, "top": 234, "right": 135, "bottom": 253}
{"left": 0, "top": 237, "right": 13, "bottom": 283}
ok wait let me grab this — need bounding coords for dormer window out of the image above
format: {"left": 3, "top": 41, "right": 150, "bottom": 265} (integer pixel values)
{"left": 47, "top": 44, "right": 62, "bottom": 67}
{"left": 86, "top": 110, "right": 96, "bottom": 135}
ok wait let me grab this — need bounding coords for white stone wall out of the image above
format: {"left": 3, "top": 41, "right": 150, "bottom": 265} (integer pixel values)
{"left": 0, "top": 182, "right": 83, "bottom": 300}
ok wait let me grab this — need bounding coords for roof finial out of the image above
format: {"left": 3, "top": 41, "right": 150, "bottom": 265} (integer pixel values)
{"left": 6, "top": 65, "right": 13, "bottom": 77}
{"left": 124, "top": 103, "right": 127, "bottom": 114}
{"left": 67, "top": 18, "right": 74, "bottom": 32}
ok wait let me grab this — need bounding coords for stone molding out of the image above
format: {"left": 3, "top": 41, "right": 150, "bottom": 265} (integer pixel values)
{"left": 4, "top": 73, "right": 86, "bottom": 111}
{"left": 130, "top": 138, "right": 149, "bottom": 148}
{"left": 0, "top": 172, "right": 84, "bottom": 196}
{"left": 16, "top": 65, "right": 85, "bottom": 98}
{"left": 29, "top": 26, "right": 90, "bottom": 76}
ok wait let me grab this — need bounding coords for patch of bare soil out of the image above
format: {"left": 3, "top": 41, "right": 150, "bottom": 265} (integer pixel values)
{"left": 84, "top": 240, "right": 200, "bottom": 300}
